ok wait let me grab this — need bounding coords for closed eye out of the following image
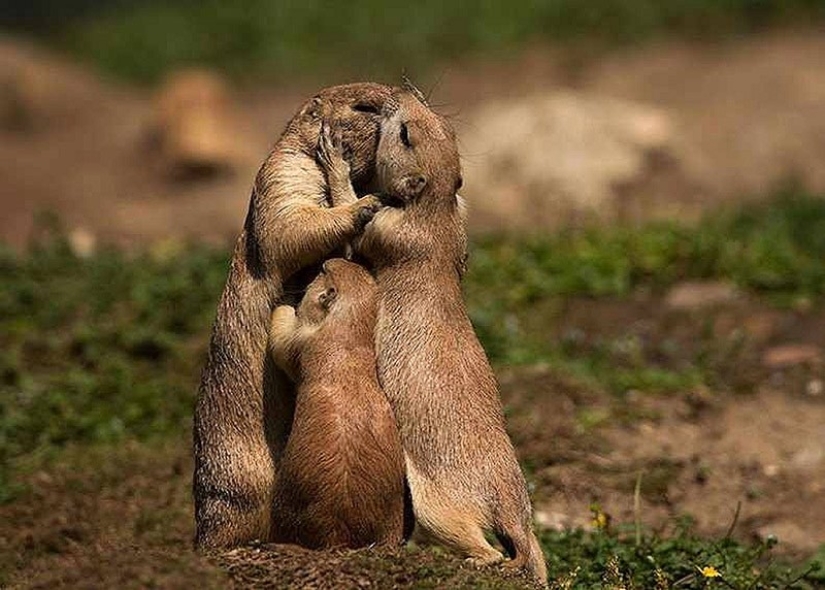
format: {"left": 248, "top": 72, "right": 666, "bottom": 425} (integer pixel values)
{"left": 353, "top": 103, "right": 380, "bottom": 114}
{"left": 400, "top": 122, "right": 411, "bottom": 148}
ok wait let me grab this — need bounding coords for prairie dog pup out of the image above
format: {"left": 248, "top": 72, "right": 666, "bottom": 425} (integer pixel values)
{"left": 351, "top": 88, "right": 548, "bottom": 585}
{"left": 268, "top": 258, "right": 407, "bottom": 549}
{"left": 193, "top": 83, "right": 393, "bottom": 550}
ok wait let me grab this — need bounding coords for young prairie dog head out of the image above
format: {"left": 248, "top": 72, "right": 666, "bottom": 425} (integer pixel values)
{"left": 297, "top": 258, "right": 377, "bottom": 327}
{"left": 270, "top": 258, "right": 377, "bottom": 379}
{"left": 292, "top": 83, "right": 394, "bottom": 191}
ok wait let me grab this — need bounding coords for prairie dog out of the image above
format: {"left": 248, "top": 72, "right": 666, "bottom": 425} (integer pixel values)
{"left": 349, "top": 87, "right": 548, "bottom": 585}
{"left": 268, "top": 258, "right": 406, "bottom": 549}
{"left": 193, "top": 83, "right": 394, "bottom": 550}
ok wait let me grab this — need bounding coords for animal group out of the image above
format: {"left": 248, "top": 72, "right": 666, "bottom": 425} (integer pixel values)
{"left": 192, "top": 81, "right": 548, "bottom": 586}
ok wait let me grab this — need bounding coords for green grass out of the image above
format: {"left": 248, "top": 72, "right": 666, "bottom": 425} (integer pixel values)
{"left": 540, "top": 518, "right": 824, "bottom": 589}
{"left": 467, "top": 190, "right": 825, "bottom": 372}
{"left": 0, "top": 219, "right": 228, "bottom": 500}
{"left": 44, "top": 0, "right": 825, "bottom": 83}
{"left": 2, "top": 193, "right": 825, "bottom": 495}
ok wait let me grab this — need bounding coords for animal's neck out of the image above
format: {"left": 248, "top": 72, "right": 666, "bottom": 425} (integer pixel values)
{"left": 376, "top": 260, "right": 462, "bottom": 301}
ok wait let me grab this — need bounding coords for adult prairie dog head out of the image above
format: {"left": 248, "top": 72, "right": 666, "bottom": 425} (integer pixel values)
{"left": 359, "top": 87, "right": 466, "bottom": 270}
{"left": 285, "top": 83, "right": 393, "bottom": 191}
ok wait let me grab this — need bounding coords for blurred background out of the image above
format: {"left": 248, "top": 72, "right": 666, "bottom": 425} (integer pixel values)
{"left": 3, "top": 0, "right": 825, "bottom": 244}
{"left": 2, "top": 2, "right": 825, "bottom": 588}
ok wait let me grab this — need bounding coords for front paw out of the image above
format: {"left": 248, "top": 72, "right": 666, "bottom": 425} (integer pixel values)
{"left": 316, "top": 121, "right": 350, "bottom": 179}
{"left": 354, "top": 195, "right": 384, "bottom": 232}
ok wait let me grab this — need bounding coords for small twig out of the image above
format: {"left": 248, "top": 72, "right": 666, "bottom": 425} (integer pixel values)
{"left": 724, "top": 501, "right": 741, "bottom": 540}
{"left": 672, "top": 573, "right": 693, "bottom": 587}
{"left": 634, "top": 471, "right": 643, "bottom": 547}
{"left": 779, "top": 563, "right": 818, "bottom": 589}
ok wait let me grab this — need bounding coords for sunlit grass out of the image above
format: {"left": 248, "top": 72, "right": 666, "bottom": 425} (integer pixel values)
{"left": 54, "top": 0, "right": 825, "bottom": 83}
{"left": 2, "top": 192, "right": 825, "bottom": 496}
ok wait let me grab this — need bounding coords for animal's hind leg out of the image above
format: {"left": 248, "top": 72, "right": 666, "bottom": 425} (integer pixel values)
{"left": 195, "top": 486, "right": 271, "bottom": 550}
{"left": 409, "top": 482, "right": 503, "bottom": 565}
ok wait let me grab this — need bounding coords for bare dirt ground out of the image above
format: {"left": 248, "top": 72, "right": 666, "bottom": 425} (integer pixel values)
{"left": 502, "top": 293, "right": 825, "bottom": 558}
{"left": 2, "top": 30, "right": 825, "bottom": 588}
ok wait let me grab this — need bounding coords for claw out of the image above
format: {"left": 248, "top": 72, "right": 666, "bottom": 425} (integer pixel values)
{"left": 316, "top": 119, "right": 350, "bottom": 178}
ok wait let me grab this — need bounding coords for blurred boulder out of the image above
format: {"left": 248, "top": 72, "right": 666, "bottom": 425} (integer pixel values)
{"left": 152, "top": 69, "right": 243, "bottom": 178}
{"left": 459, "top": 92, "right": 682, "bottom": 231}
{"left": 664, "top": 281, "right": 739, "bottom": 311}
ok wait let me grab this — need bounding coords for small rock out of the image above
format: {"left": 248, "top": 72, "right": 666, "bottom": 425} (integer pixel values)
{"left": 792, "top": 446, "right": 825, "bottom": 470}
{"left": 806, "top": 379, "right": 823, "bottom": 396}
{"left": 534, "top": 510, "right": 574, "bottom": 531}
{"left": 761, "top": 344, "right": 822, "bottom": 369}
{"left": 664, "top": 281, "right": 738, "bottom": 310}
{"left": 763, "top": 464, "right": 780, "bottom": 477}
{"left": 0, "top": 38, "right": 102, "bottom": 130}
{"left": 68, "top": 227, "right": 96, "bottom": 258}
{"left": 742, "top": 311, "right": 781, "bottom": 343}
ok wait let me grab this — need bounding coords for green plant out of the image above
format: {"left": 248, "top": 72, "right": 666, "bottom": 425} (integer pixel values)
{"left": 0, "top": 223, "right": 229, "bottom": 499}
{"left": 3, "top": 192, "right": 825, "bottom": 499}
{"left": 47, "top": 0, "right": 825, "bottom": 83}
{"left": 540, "top": 515, "right": 822, "bottom": 589}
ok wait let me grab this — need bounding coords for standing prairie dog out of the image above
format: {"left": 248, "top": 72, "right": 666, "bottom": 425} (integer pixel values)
{"left": 339, "top": 87, "right": 547, "bottom": 585}
{"left": 267, "top": 258, "right": 407, "bottom": 549}
{"left": 193, "top": 83, "right": 394, "bottom": 550}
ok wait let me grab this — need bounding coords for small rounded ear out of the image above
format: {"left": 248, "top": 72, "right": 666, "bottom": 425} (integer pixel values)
{"left": 302, "top": 96, "right": 323, "bottom": 121}
{"left": 318, "top": 286, "right": 337, "bottom": 309}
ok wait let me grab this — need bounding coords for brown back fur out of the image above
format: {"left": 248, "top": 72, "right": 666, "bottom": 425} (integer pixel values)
{"left": 193, "top": 83, "right": 394, "bottom": 550}
{"left": 267, "top": 259, "right": 406, "bottom": 549}
{"left": 356, "top": 89, "right": 548, "bottom": 585}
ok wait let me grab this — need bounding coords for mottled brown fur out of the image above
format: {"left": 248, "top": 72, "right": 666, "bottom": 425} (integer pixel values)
{"left": 192, "top": 83, "right": 393, "bottom": 550}
{"left": 354, "top": 88, "right": 548, "bottom": 585}
{"left": 267, "top": 259, "right": 406, "bottom": 549}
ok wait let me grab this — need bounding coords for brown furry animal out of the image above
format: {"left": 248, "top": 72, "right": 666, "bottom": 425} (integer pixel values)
{"left": 267, "top": 258, "right": 406, "bottom": 549}
{"left": 349, "top": 87, "right": 548, "bottom": 585}
{"left": 193, "top": 83, "right": 394, "bottom": 550}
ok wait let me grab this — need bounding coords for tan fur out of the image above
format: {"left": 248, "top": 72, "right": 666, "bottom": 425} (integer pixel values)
{"left": 192, "top": 83, "right": 394, "bottom": 550}
{"left": 267, "top": 259, "right": 406, "bottom": 549}
{"left": 353, "top": 89, "right": 548, "bottom": 585}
